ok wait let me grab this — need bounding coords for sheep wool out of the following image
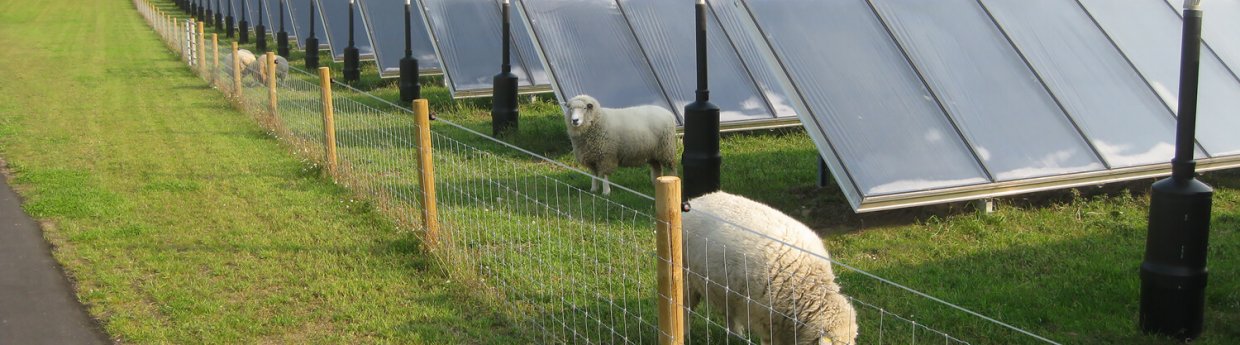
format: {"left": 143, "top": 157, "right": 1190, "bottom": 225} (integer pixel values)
{"left": 220, "top": 49, "right": 257, "bottom": 79}
{"left": 564, "top": 95, "right": 677, "bottom": 195}
{"left": 682, "top": 191, "right": 858, "bottom": 345}
{"left": 245, "top": 54, "right": 289, "bottom": 84}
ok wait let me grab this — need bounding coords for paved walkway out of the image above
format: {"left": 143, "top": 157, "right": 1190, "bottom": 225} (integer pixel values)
{"left": 0, "top": 176, "right": 109, "bottom": 344}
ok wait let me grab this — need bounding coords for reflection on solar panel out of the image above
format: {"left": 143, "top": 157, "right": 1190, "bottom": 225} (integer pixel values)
{"left": 285, "top": 0, "right": 330, "bottom": 50}
{"left": 711, "top": 0, "right": 1240, "bottom": 211}
{"left": 318, "top": 0, "right": 376, "bottom": 62}
{"left": 357, "top": 0, "right": 441, "bottom": 77}
{"left": 516, "top": 0, "right": 797, "bottom": 129}
{"left": 418, "top": 0, "right": 549, "bottom": 98}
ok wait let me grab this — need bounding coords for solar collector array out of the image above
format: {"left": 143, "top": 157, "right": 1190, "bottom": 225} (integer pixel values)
{"left": 358, "top": 0, "right": 441, "bottom": 77}
{"left": 516, "top": 0, "right": 798, "bottom": 128}
{"left": 318, "top": 0, "right": 376, "bottom": 62}
{"left": 713, "top": 0, "right": 1240, "bottom": 211}
{"left": 284, "top": 0, "right": 331, "bottom": 50}
{"left": 418, "top": 0, "right": 549, "bottom": 97}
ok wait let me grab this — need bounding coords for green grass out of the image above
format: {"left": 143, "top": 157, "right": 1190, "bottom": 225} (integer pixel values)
{"left": 3, "top": 0, "right": 1238, "bottom": 344}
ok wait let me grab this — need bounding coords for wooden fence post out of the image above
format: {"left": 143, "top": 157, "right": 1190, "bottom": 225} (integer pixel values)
{"left": 267, "top": 52, "right": 278, "bottom": 118}
{"left": 655, "top": 176, "right": 685, "bottom": 345}
{"left": 197, "top": 21, "right": 206, "bottom": 75}
{"left": 231, "top": 42, "right": 242, "bottom": 95}
{"left": 319, "top": 67, "right": 338, "bottom": 179}
{"left": 211, "top": 33, "right": 219, "bottom": 85}
{"left": 414, "top": 99, "right": 439, "bottom": 247}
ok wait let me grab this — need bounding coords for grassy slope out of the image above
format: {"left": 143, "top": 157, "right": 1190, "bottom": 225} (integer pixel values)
{"left": 0, "top": 0, "right": 525, "bottom": 343}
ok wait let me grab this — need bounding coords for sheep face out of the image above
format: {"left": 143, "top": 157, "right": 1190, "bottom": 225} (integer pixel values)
{"left": 566, "top": 95, "right": 600, "bottom": 130}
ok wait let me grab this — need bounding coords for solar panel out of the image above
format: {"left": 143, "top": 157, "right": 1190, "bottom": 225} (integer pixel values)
{"left": 260, "top": 0, "right": 298, "bottom": 49}
{"left": 419, "top": 0, "right": 549, "bottom": 97}
{"left": 318, "top": 0, "right": 376, "bottom": 62}
{"left": 357, "top": 0, "right": 441, "bottom": 77}
{"left": 1080, "top": 0, "right": 1240, "bottom": 155}
{"left": 978, "top": 0, "right": 1200, "bottom": 167}
{"left": 516, "top": 0, "right": 797, "bottom": 128}
{"left": 714, "top": 0, "right": 1240, "bottom": 211}
{"left": 1165, "top": 0, "right": 1240, "bottom": 75}
{"left": 285, "top": 0, "right": 330, "bottom": 50}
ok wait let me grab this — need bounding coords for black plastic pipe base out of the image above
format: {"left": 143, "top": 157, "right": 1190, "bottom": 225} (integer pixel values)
{"left": 256, "top": 25, "right": 267, "bottom": 52}
{"left": 239, "top": 21, "right": 249, "bottom": 44}
{"left": 305, "top": 38, "right": 319, "bottom": 69}
{"left": 343, "top": 47, "right": 360, "bottom": 82}
{"left": 400, "top": 57, "right": 421, "bottom": 103}
{"left": 277, "top": 32, "right": 289, "bottom": 57}
{"left": 1140, "top": 176, "right": 1213, "bottom": 341}
{"left": 226, "top": 17, "right": 234, "bottom": 38}
{"left": 205, "top": 10, "right": 214, "bottom": 26}
{"left": 681, "top": 100, "right": 721, "bottom": 200}
{"left": 215, "top": 14, "right": 223, "bottom": 31}
{"left": 491, "top": 72, "right": 519, "bottom": 136}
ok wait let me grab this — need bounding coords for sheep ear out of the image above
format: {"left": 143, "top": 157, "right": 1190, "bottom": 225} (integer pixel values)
{"left": 586, "top": 103, "right": 594, "bottom": 110}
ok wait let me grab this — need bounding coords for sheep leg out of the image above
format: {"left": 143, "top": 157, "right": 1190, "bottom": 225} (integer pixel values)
{"left": 649, "top": 161, "right": 663, "bottom": 182}
{"left": 601, "top": 175, "right": 611, "bottom": 195}
{"left": 590, "top": 176, "right": 599, "bottom": 193}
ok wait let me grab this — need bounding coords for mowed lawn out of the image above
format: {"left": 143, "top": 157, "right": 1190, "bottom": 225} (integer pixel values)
{"left": 0, "top": 0, "right": 527, "bottom": 343}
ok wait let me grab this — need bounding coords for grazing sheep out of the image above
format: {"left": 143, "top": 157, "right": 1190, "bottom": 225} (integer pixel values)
{"left": 564, "top": 95, "right": 677, "bottom": 195}
{"left": 682, "top": 191, "right": 858, "bottom": 345}
{"left": 220, "top": 49, "right": 257, "bottom": 80}
{"left": 244, "top": 54, "right": 289, "bottom": 84}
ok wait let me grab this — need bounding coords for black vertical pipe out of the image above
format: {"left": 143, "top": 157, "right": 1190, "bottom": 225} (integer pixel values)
{"left": 305, "top": 0, "right": 320, "bottom": 69}
{"left": 226, "top": 0, "right": 235, "bottom": 38}
{"left": 215, "top": 0, "right": 224, "bottom": 30}
{"left": 256, "top": 0, "right": 268, "bottom": 52}
{"left": 239, "top": 0, "right": 250, "bottom": 44}
{"left": 1140, "top": 0, "right": 1213, "bottom": 341}
{"left": 205, "top": 0, "right": 214, "bottom": 27}
{"left": 277, "top": 0, "right": 290, "bottom": 57}
{"left": 491, "top": 0, "right": 519, "bottom": 136}
{"left": 682, "top": 0, "right": 721, "bottom": 200}
{"left": 191, "top": 0, "right": 199, "bottom": 19}
{"left": 399, "top": 0, "right": 421, "bottom": 102}
{"left": 343, "top": 0, "right": 361, "bottom": 82}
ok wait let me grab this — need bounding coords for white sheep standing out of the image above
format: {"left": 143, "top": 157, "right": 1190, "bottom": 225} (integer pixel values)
{"left": 682, "top": 191, "right": 858, "bottom": 345}
{"left": 564, "top": 95, "right": 677, "bottom": 195}
{"left": 244, "top": 54, "right": 289, "bottom": 84}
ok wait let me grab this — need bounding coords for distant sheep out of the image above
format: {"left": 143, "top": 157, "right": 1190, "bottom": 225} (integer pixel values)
{"left": 564, "top": 95, "right": 677, "bottom": 195}
{"left": 682, "top": 191, "right": 858, "bottom": 345}
{"left": 244, "top": 54, "right": 289, "bottom": 84}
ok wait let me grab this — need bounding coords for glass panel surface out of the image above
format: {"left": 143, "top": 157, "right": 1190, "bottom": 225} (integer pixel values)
{"left": 358, "top": 0, "right": 440, "bottom": 77}
{"left": 319, "top": 0, "right": 377, "bottom": 61}
{"left": 980, "top": 0, "right": 1199, "bottom": 166}
{"left": 744, "top": 0, "right": 990, "bottom": 195}
{"left": 618, "top": 0, "right": 775, "bottom": 123}
{"left": 261, "top": 0, "right": 299, "bottom": 48}
{"left": 519, "top": 0, "right": 674, "bottom": 116}
{"left": 285, "top": 0, "right": 330, "bottom": 50}
{"left": 872, "top": 0, "right": 1104, "bottom": 180}
{"left": 1166, "top": 0, "right": 1240, "bottom": 75}
{"left": 421, "top": 0, "right": 544, "bottom": 93}
{"left": 707, "top": 0, "right": 797, "bottom": 118}
{"left": 1081, "top": 0, "right": 1240, "bottom": 155}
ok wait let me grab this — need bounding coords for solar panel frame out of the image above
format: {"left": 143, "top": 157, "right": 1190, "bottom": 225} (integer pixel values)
{"left": 357, "top": 0, "right": 442, "bottom": 77}
{"left": 417, "top": 0, "right": 550, "bottom": 98}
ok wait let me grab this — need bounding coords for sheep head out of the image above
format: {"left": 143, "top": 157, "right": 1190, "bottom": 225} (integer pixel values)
{"left": 566, "top": 95, "right": 601, "bottom": 131}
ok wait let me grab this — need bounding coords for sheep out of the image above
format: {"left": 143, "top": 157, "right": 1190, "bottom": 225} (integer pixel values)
{"left": 564, "top": 95, "right": 677, "bottom": 195}
{"left": 244, "top": 54, "right": 289, "bottom": 84}
{"left": 219, "top": 49, "right": 257, "bottom": 80}
{"left": 682, "top": 191, "right": 858, "bottom": 345}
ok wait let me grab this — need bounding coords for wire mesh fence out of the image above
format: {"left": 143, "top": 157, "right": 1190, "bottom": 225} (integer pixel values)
{"left": 135, "top": 1, "right": 1063, "bottom": 343}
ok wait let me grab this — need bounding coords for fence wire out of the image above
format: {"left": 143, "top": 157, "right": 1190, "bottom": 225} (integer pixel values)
{"left": 134, "top": 1, "right": 1061, "bottom": 344}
